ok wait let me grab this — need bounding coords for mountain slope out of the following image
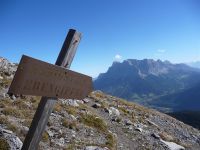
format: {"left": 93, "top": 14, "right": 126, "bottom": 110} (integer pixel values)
{"left": 1, "top": 56, "right": 200, "bottom": 149}
{"left": 148, "top": 84, "right": 200, "bottom": 112}
{"left": 94, "top": 59, "right": 200, "bottom": 108}
{"left": 168, "top": 111, "right": 200, "bottom": 130}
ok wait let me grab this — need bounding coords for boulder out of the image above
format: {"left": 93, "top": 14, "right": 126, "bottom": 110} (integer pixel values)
{"left": 83, "top": 98, "right": 90, "bottom": 103}
{"left": 92, "top": 103, "right": 101, "bottom": 108}
{"left": 0, "top": 127, "right": 23, "bottom": 150}
{"left": 109, "top": 107, "right": 120, "bottom": 116}
{"left": 61, "top": 99, "right": 79, "bottom": 107}
{"left": 124, "top": 119, "right": 133, "bottom": 126}
{"left": 151, "top": 133, "right": 160, "bottom": 139}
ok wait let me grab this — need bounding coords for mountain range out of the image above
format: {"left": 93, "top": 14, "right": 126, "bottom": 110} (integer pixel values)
{"left": 1, "top": 56, "right": 200, "bottom": 149}
{"left": 94, "top": 59, "right": 200, "bottom": 112}
{"left": 188, "top": 61, "right": 200, "bottom": 69}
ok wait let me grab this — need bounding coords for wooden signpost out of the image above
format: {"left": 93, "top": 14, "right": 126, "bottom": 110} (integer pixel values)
{"left": 8, "top": 29, "right": 92, "bottom": 150}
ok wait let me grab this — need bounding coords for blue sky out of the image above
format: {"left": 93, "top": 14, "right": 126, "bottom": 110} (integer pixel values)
{"left": 1, "top": 0, "right": 200, "bottom": 77}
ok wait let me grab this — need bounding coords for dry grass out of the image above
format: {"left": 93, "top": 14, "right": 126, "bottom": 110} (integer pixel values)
{"left": 118, "top": 107, "right": 130, "bottom": 116}
{"left": 0, "top": 76, "right": 12, "bottom": 88}
{"left": 42, "top": 131, "right": 49, "bottom": 142}
{"left": 0, "top": 115, "right": 9, "bottom": 124}
{"left": 53, "top": 103, "right": 62, "bottom": 113}
{"left": 7, "top": 124, "right": 18, "bottom": 133}
{"left": 89, "top": 91, "right": 106, "bottom": 100}
{"left": 159, "top": 132, "right": 174, "bottom": 142}
{"left": 22, "top": 119, "right": 32, "bottom": 127}
{"left": 13, "top": 100, "right": 28, "bottom": 109}
{"left": 63, "top": 105, "right": 77, "bottom": 116}
{"left": 62, "top": 118, "right": 77, "bottom": 130}
{"left": 80, "top": 114, "right": 107, "bottom": 132}
{"left": 0, "top": 99, "right": 12, "bottom": 108}
{"left": 0, "top": 138, "right": 10, "bottom": 150}
{"left": 0, "top": 115, "right": 18, "bottom": 133}
{"left": 2, "top": 107, "right": 23, "bottom": 118}
{"left": 105, "top": 133, "right": 116, "bottom": 150}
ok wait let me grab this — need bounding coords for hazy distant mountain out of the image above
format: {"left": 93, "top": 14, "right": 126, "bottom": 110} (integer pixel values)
{"left": 94, "top": 59, "right": 200, "bottom": 111}
{"left": 188, "top": 61, "right": 200, "bottom": 69}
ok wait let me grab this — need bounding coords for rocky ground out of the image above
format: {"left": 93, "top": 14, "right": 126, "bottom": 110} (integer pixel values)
{"left": 0, "top": 57, "right": 200, "bottom": 150}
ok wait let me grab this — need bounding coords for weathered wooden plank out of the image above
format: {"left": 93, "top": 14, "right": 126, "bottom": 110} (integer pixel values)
{"left": 8, "top": 55, "right": 92, "bottom": 99}
{"left": 21, "top": 29, "right": 82, "bottom": 150}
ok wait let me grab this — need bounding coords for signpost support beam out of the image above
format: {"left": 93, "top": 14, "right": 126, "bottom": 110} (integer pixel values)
{"left": 21, "top": 29, "right": 81, "bottom": 150}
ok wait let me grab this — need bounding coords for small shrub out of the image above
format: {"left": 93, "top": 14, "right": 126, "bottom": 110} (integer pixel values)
{"left": 0, "top": 138, "right": 10, "bottom": 150}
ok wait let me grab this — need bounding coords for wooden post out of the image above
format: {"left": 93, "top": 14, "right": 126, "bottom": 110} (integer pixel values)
{"left": 21, "top": 29, "right": 81, "bottom": 150}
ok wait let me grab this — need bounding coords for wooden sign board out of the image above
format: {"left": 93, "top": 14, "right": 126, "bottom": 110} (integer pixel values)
{"left": 8, "top": 55, "right": 92, "bottom": 99}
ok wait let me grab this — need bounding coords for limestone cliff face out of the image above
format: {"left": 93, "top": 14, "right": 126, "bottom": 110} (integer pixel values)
{"left": 94, "top": 59, "right": 200, "bottom": 112}
{"left": 0, "top": 57, "right": 200, "bottom": 150}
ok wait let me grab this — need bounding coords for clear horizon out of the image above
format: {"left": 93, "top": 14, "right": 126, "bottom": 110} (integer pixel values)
{"left": 1, "top": 0, "right": 200, "bottom": 77}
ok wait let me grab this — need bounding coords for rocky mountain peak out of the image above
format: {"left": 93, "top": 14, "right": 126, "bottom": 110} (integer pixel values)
{"left": 112, "top": 59, "right": 172, "bottom": 78}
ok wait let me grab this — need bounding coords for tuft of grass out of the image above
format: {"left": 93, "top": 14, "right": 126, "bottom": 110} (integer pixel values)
{"left": 0, "top": 99, "right": 12, "bottom": 108}
{"left": 105, "top": 133, "right": 116, "bottom": 149}
{"left": 64, "top": 106, "right": 77, "bottom": 115}
{"left": 2, "top": 107, "right": 23, "bottom": 118}
{"left": 118, "top": 107, "right": 130, "bottom": 115}
{"left": 53, "top": 103, "right": 62, "bottom": 113}
{"left": 0, "top": 116, "right": 9, "bottom": 125}
{"left": 159, "top": 132, "right": 174, "bottom": 142}
{"left": 0, "top": 138, "right": 10, "bottom": 150}
{"left": 22, "top": 119, "right": 32, "bottom": 127}
{"left": 42, "top": 131, "right": 49, "bottom": 142}
{"left": 62, "top": 118, "right": 77, "bottom": 130}
{"left": 65, "top": 143, "right": 76, "bottom": 150}
{"left": 0, "top": 77, "right": 12, "bottom": 88}
{"left": 99, "top": 101, "right": 109, "bottom": 109}
{"left": 0, "top": 116, "right": 18, "bottom": 133}
{"left": 13, "top": 100, "right": 28, "bottom": 109}
{"left": 7, "top": 124, "right": 18, "bottom": 133}
{"left": 62, "top": 118, "right": 69, "bottom": 128}
{"left": 80, "top": 114, "right": 107, "bottom": 132}
{"left": 89, "top": 91, "right": 106, "bottom": 100}
{"left": 21, "top": 109, "right": 34, "bottom": 119}
{"left": 30, "top": 96, "right": 41, "bottom": 110}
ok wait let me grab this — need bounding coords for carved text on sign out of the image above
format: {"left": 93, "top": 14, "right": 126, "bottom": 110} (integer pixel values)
{"left": 8, "top": 55, "right": 92, "bottom": 99}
